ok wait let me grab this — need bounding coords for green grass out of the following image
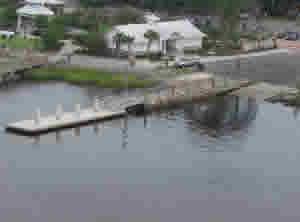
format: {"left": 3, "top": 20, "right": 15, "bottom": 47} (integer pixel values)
{"left": 98, "top": 23, "right": 111, "bottom": 34}
{"left": 0, "top": 7, "right": 4, "bottom": 16}
{"left": 0, "top": 37, "right": 42, "bottom": 50}
{"left": 26, "top": 66, "right": 156, "bottom": 89}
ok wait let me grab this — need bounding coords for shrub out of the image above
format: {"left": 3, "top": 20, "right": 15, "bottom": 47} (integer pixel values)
{"left": 35, "top": 16, "right": 49, "bottom": 34}
{"left": 0, "top": 6, "right": 17, "bottom": 27}
{"left": 202, "top": 37, "right": 215, "bottom": 50}
{"left": 148, "top": 52, "right": 163, "bottom": 61}
{"left": 41, "top": 18, "right": 65, "bottom": 50}
{"left": 76, "top": 31, "right": 109, "bottom": 56}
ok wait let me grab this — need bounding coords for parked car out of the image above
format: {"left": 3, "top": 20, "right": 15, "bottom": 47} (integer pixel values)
{"left": 276, "top": 32, "right": 286, "bottom": 39}
{"left": 174, "top": 57, "right": 204, "bottom": 70}
{"left": 0, "top": 30, "right": 15, "bottom": 39}
{"left": 285, "top": 31, "right": 300, "bottom": 41}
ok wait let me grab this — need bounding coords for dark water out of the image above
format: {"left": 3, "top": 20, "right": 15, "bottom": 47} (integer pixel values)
{"left": 1, "top": 82, "right": 300, "bottom": 222}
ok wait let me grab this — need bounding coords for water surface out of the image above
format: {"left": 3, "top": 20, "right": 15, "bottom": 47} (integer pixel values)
{"left": 0, "top": 82, "right": 300, "bottom": 222}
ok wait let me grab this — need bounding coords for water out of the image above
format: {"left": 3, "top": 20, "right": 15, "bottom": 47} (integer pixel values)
{"left": 0, "top": 82, "right": 300, "bottom": 222}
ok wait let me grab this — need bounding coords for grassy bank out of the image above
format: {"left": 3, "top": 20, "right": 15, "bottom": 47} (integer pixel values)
{"left": 0, "top": 37, "right": 42, "bottom": 50}
{"left": 26, "top": 66, "right": 156, "bottom": 89}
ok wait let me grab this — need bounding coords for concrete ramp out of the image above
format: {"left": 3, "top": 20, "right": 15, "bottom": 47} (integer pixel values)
{"left": 231, "top": 82, "right": 298, "bottom": 101}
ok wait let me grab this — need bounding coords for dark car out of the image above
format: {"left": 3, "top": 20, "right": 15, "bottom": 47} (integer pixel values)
{"left": 174, "top": 58, "right": 205, "bottom": 71}
{"left": 285, "top": 32, "right": 300, "bottom": 41}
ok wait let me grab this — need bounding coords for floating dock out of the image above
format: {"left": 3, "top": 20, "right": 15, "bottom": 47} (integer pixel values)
{"left": 6, "top": 108, "right": 126, "bottom": 136}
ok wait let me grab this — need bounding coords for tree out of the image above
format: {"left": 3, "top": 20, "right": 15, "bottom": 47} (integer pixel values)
{"left": 122, "top": 35, "right": 135, "bottom": 56}
{"left": 213, "top": 0, "right": 246, "bottom": 42}
{"left": 80, "top": 31, "right": 108, "bottom": 55}
{"left": 0, "top": 6, "right": 17, "bottom": 27}
{"left": 42, "top": 18, "right": 65, "bottom": 50}
{"left": 261, "top": 0, "right": 295, "bottom": 15}
{"left": 113, "top": 32, "right": 132, "bottom": 56}
{"left": 35, "top": 16, "right": 49, "bottom": 34}
{"left": 144, "top": 29, "right": 160, "bottom": 57}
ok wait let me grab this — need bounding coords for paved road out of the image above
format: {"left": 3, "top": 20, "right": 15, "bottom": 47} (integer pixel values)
{"left": 69, "top": 49, "right": 300, "bottom": 87}
{"left": 70, "top": 55, "right": 159, "bottom": 75}
{"left": 205, "top": 51, "right": 300, "bottom": 87}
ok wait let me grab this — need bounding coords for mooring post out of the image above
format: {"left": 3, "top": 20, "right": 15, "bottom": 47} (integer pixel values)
{"left": 186, "top": 85, "right": 192, "bottom": 99}
{"left": 93, "top": 124, "right": 100, "bottom": 134}
{"left": 172, "top": 86, "right": 177, "bottom": 98}
{"left": 93, "top": 97, "right": 100, "bottom": 112}
{"left": 34, "top": 108, "right": 41, "bottom": 125}
{"left": 211, "top": 78, "right": 216, "bottom": 88}
{"left": 75, "top": 104, "right": 81, "bottom": 118}
{"left": 56, "top": 104, "right": 63, "bottom": 120}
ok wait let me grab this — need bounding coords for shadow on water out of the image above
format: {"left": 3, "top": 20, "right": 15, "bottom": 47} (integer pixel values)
{"left": 184, "top": 96, "right": 258, "bottom": 137}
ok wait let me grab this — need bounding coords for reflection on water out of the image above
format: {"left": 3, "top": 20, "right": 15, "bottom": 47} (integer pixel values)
{"left": 184, "top": 96, "right": 258, "bottom": 136}
{"left": 121, "top": 115, "right": 129, "bottom": 149}
{"left": 27, "top": 96, "right": 258, "bottom": 146}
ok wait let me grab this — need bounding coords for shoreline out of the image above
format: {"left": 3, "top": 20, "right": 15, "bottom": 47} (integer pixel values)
{"left": 25, "top": 66, "right": 157, "bottom": 89}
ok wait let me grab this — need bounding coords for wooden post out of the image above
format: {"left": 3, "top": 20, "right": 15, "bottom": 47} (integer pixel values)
{"left": 34, "top": 108, "right": 41, "bottom": 125}
{"left": 93, "top": 124, "right": 100, "bottom": 134}
{"left": 171, "top": 86, "right": 175, "bottom": 97}
{"left": 56, "top": 104, "right": 63, "bottom": 120}
{"left": 75, "top": 104, "right": 81, "bottom": 118}
{"left": 93, "top": 97, "right": 100, "bottom": 112}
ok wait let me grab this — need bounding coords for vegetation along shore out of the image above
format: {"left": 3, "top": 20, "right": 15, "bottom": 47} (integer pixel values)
{"left": 26, "top": 66, "right": 156, "bottom": 89}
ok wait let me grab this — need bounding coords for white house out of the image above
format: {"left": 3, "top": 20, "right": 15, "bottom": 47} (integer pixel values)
{"left": 106, "top": 19, "right": 206, "bottom": 56}
{"left": 144, "top": 12, "right": 161, "bottom": 23}
{"left": 16, "top": 0, "right": 64, "bottom": 35}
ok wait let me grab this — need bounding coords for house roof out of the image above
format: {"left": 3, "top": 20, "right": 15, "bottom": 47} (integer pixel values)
{"left": 144, "top": 12, "right": 160, "bottom": 23}
{"left": 24, "top": 0, "right": 64, "bottom": 5}
{"left": 112, "top": 19, "right": 206, "bottom": 42}
{"left": 17, "top": 4, "right": 54, "bottom": 16}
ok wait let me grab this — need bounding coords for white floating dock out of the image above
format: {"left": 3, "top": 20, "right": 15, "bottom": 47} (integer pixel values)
{"left": 6, "top": 108, "right": 126, "bottom": 136}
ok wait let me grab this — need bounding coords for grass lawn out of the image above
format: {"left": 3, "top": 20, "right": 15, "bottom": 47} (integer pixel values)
{"left": 0, "top": 37, "right": 42, "bottom": 50}
{"left": 0, "top": 7, "right": 4, "bottom": 17}
{"left": 26, "top": 66, "right": 157, "bottom": 89}
{"left": 99, "top": 23, "right": 111, "bottom": 34}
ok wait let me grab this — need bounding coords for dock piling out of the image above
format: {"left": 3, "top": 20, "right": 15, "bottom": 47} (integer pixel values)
{"left": 34, "top": 108, "right": 41, "bottom": 125}
{"left": 75, "top": 104, "right": 81, "bottom": 117}
{"left": 93, "top": 97, "right": 100, "bottom": 112}
{"left": 56, "top": 104, "right": 63, "bottom": 120}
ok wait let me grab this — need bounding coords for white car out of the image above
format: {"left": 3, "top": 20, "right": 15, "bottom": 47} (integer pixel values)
{"left": 0, "top": 30, "right": 15, "bottom": 39}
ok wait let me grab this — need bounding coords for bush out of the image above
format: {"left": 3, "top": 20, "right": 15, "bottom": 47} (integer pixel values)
{"left": 76, "top": 31, "right": 109, "bottom": 56}
{"left": 149, "top": 52, "right": 163, "bottom": 61}
{"left": 35, "top": 16, "right": 49, "bottom": 34}
{"left": 0, "top": 6, "right": 17, "bottom": 27}
{"left": 27, "top": 66, "right": 156, "bottom": 88}
{"left": 41, "top": 18, "right": 65, "bottom": 50}
{"left": 202, "top": 37, "right": 215, "bottom": 50}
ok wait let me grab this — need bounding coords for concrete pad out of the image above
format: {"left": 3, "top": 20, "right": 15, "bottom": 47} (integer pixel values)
{"left": 231, "top": 82, "right": 298, "bottom": 101}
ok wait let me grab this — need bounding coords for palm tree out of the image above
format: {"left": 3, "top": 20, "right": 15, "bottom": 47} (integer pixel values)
{"left": 122, "top": 35, "right": 135, "bottom": 56}
{"left": 169, "top": 32, "right": 183, "bottom": 55}
{"left": 113, "top": 32, "right": 128, "bottom": 57}
{"left": 144, "top": 29, "right": 160, "bottom": 57}
{"left": 115, "top": 34, "right": 135, "bottom": 95}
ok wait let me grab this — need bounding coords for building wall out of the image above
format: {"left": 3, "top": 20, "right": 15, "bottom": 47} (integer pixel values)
{"left": 119, "top": 40, "right": 161, "bottom": 55}
{"left": 176, "top": 37, "right": 203, "bottom": 51}
{"left": 106, "top": 30, "right": 204, "bottom": 55}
